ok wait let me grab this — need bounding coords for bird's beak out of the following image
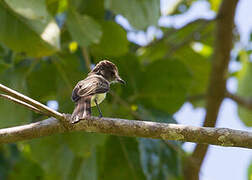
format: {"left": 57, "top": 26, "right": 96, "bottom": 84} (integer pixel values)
{"left": 116, "top": 77, "right": 126, "bottom": 84}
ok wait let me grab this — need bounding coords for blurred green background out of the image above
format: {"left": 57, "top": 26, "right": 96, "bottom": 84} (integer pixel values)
{"left": 0, "top": 0, "right": 251, "bottom": 179}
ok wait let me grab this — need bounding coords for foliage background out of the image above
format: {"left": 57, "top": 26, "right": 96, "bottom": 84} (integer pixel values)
{"left": 0, "top": 0, "right": 251, "bottom": 179}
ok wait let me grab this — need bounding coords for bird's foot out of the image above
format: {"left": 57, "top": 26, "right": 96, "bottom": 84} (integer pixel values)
{"left": 70, "top": 116, "right": 80, "bottom": 124}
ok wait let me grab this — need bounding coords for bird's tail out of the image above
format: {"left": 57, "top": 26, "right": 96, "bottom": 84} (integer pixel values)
{"left": 71, "top": 96, "right": 91, "bottom": 123}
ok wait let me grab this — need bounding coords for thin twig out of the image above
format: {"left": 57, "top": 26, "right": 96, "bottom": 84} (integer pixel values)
{"left": 0, "top": 94, "right": 44, "bottom": 115}
{"left": 226, "top": 91, "right": 252, "bottom": 110}
{"left": 82, "top": 47, "right": 92, "bottom": 71}
{"left": 0, "top": 83, "right": 63, "bottom": 120}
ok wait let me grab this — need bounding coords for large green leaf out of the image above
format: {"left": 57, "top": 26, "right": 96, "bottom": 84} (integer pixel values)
{"left": 66, "top": 10, "right": 102, "bottom": 47}
{"left": 0, "top": 0, "right": 60, "bottom": 57}
{"left": 54, "top": 52, "right": 84, "bottom": 112}
{"left": 138, "top": 59, "right": 192, "bottom": 114}
{"left": 63, "top": 132, "right": 107, "bottom": 158}
{"left": 105, "top": 0, "right": 160, "bottom": 30}
{"left": 91, "top": 21, "right": 129, "bottom": 57}
{"left": 26, "top": 60, "right": 57, "bottom": 102}
{"left": 0, "top": 67, "right": 31, "bottom": 128}
{"left": 74, "top": 150, "right": 98, "bottom": 180}
{"left": 174, "top": 47, "right": 211, "bottom": 96}
{"left": 139, "top": 139, "right": 182, "bottom": 180}
{"left": 138, "top": 20, "right": 214, "bottom": 62}
{"left": 97, "top": 136, "right": 146, "bottom": 180}
{"left": 28, "top": 135, "right": 75, "bottom": 180}
{"left": 138, "top": 109, "right": 182, "bottom": 179}
{"left": 112, "top": 54, "right": 143, "bottom": 98}
{"left": 237, "top": 51, "right": 252, "bottom": 126}
{"left": 71, "top": 0, "right": 105, "bottom": 21}
{"left": 9, "top": 156, "right": 44, "bottom": 180}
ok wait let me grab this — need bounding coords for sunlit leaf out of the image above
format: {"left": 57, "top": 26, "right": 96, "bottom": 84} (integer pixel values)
{"left": 0, "top": 0, "right": 60, "bottom": 57}
{"left": 66, "top": 9, "right": 102, "bottom": 47}
{"left": 138, "top": 59, "right": 192, "bottom": 114}
{"left": 209, "top": 0, "right": 221, "bottom": 12}
{"left": 91, "top": 21, "right": 129, "bottom": 57}
{"left": 248, "top": 161, "right": 252, "bottom": 180}
{"left": 46, "top": 0, "right": 68, "bottom": 15}
{"left": 105, "top": 0, "right": 160, "bottom": 30}
{"left": 174, "top": 47, "right": 211, "bottom": 96}
{"left": 237, "top": 50, "right": 252, "bottom": 126}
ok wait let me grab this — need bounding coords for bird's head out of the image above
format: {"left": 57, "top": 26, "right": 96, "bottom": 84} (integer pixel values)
{"left": 89, "top": 60, "right": 125, "bottom": 84}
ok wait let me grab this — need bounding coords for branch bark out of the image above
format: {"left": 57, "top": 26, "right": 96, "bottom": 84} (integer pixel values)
{"left": 184, "top": 0, "right": 239, "bottom": 179}
{"left": 0, "top": 115, "right": 252, "bottom": 148}
{"left": 226, "top": 92, "right": 252, "bottom": 110}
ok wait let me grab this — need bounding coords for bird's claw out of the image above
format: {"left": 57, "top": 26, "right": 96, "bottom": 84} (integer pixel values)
{"left": 71, "top": 116, "right": 80, "bottom": 124}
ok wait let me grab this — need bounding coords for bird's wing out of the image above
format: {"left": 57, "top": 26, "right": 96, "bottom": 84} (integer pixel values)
{"left": 71, "top": 75, "right": 109, "bottom": 102}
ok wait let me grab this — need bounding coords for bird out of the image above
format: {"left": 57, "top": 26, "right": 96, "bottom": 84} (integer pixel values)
{"left": 71, "top": 60, "right": 125, "bottom": 124}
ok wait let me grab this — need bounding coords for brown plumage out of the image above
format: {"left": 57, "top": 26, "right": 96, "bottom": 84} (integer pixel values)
{"left": 71, "top": 60, "right": 125, "bottom": 123}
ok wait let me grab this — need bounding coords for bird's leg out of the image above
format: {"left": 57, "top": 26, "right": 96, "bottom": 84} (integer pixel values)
{"left": 95, "top": 99, "right": 103, "bottom": 118}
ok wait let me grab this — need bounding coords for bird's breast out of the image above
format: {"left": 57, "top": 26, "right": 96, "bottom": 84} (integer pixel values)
{"left": 91, "top": 93, "right": 107, "bottom": 107}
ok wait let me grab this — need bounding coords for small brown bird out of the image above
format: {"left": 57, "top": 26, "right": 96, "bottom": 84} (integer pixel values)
{"left": 71, "top": 60, "right": 125, "bottom": 123}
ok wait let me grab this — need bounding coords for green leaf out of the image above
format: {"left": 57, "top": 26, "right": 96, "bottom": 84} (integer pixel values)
{"left": 248, "top": 161, "right": 252, "bottom": 180}
{"left": 105, "top": 0, "right": 160, "bottom": 30}
{"left": 46, "top": 0, "right": 68, "bottom": 15}
{"left": 138, "top": 59, "right": 192, "bottom": 114}
{"left": 138, "top": 20, "right": 214, "bottom": 62}
{"left": 26, "top": 60, "right": 57, "bottom": 102}
{"left": 209, "top": 0, "right": 221, "bottom": 12}
{"left": 112, "top": 54, "right": 143, "bottom": 98}
{"left": 28, "top": 135, "right": 75, "bottom": 180}
{"left": 91, "top": 21, "right": 129, "bottom": 57}
{"left": 137, "top": 109, "right": 182, "bottom": 179}
{"left": 237, "top": 50, "right": 252, "bottom": 126}
{"left": 66, "top": 10, "right": 102, "bottom": 47}
{"left": 9, "top": 156, "right": 44, "bottom": 180}
{"left": 0, "top": 0, "right": 60, "bottom": 57}
{"left": 174, "top": 47, "right": 211, "bottom": 96}
{"left": 0, "top": 68, "right": 31, "bottom": 128}
{"left": 97, "top": 136, "right": 146, "bottom": 180}
{"left": 139, "top": 139, "right": 182, "bottom": 180}
{"left": 63, "top": 132, "right": 107, "bottom": 158}
{"left": 74, "top": 150, "right": 98, "bottom": 180}
{"left": 138, "top": 107, "right": 177, "bottom": 123}
{"left": 71, "top": 0, "right": 105, "bottom": 21}
{"left": 54, "top": 52, "right": 84, "bottom": 112}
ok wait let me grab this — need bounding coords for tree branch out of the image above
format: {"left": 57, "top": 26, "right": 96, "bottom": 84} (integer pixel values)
{"left": 0, "top": 115, "right": 252, "bottom": 148}
{"left": 184, "top": 0, "right": 239, "bottom": 179}
{"left": 226, "top": 92, "right": 252, "bottom": 110}
{"left": 0, "top": 83, "right": 64, "bottom": 120}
